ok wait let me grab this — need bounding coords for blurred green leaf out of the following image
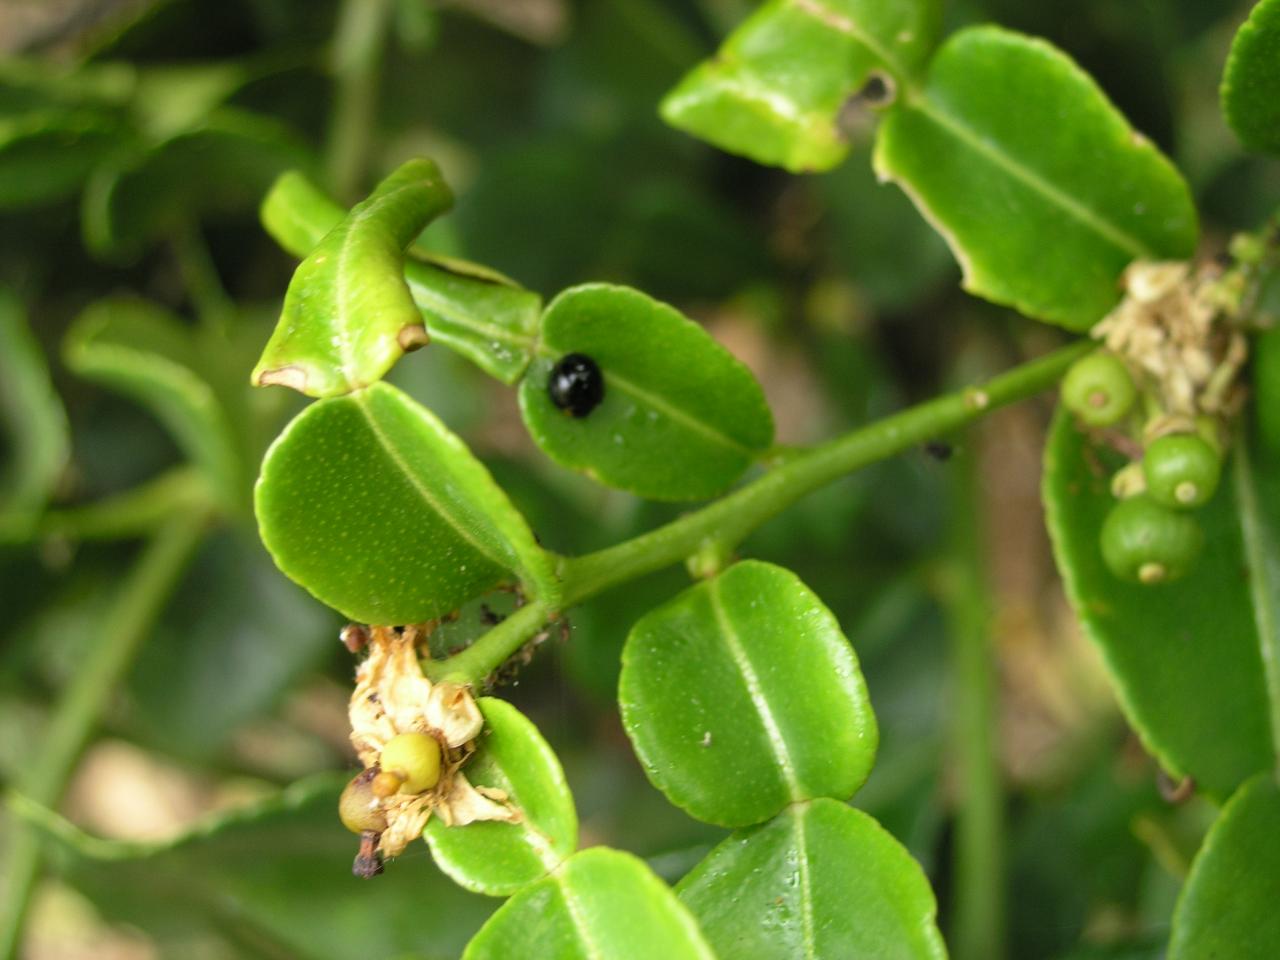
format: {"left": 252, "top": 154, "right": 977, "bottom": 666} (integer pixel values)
{"left": 519, "top": 284, "right": 773, "bottom": 501}
{"left": 255, "top": 381, "right": 559, "bottom": 625}
{"left": 32, "top": 776, "right": 494, "bottom": 959}
{"left": 63, "top": 297, "right": 242, "bottom": 510}
{"left": 1222, "top": 0, "right": 1280, "bottom": 155}
{"left": 253, "top": 159, "right": 452, "bottom": 398}
{"left": 677, "top": 798, "right": 946, "bottom": 959}
{"left": 126, "top": 527, "right": 332, "bottom": 759}
{"left": 131, "top": 61, "right": 253, "bottom": 138}
{"left": 462, "top": 847, "right": 714, "bottom": 959}
{"left": 661, "top": 0, "right": 942, "bottom": 172}
{"left": 0, "top": 111, "right": 125, "bottom": 209}
{"left": 1169, "top": 772, "right": 1280, "bottom": 959}
{"left": 0, "top": 291, "right": 69, "bottom": 542}
{"left": 425, "top": 697, "right": 576, "bottom": 895}
{"left": 874, "top": 26, "right": 1198, "bottom": 331}
{"left": 619, "top": 561, "right": 877, "bottom": 827}
{"left": 1042, "top": 409, "right": 1271, "bottom": 797}
{"left": 82, "top": 107, "right": 313, "bottom": 261}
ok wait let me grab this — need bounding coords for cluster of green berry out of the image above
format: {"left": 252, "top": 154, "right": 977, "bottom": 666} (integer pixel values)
{"left": 339, "top": 732, "right": 443, "bottom": 833}
{"left": 1062, "top": 351, "right": 1223, "bottom": 585}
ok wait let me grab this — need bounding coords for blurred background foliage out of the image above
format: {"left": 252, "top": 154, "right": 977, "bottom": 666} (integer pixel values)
{"left": 0, "top": 0, "right": 1271, "bottom": 957}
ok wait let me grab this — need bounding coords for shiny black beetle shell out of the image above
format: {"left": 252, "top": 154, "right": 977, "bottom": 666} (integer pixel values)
{"left": 547, "top": 353, "right": 605, "bottom": 418}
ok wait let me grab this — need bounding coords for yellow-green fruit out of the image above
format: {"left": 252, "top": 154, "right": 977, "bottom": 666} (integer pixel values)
{"left": 1061, "top": 353, "right": 1137, "bottom": 428}
{"left": 339, "top": 770, "right": 387, "bottom": 834}
{"left": 379, "top": 732, "right": 442, "bottom": 793}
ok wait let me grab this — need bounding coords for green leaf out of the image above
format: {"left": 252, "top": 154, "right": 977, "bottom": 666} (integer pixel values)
{"left": 255, "top": 381, "right": 559, "bottom": 625}
{"left": 0, "top": 290, "right": 69, "bottom": 542}
{"left": 873, "top": 26, "right": 1198, "bottom": 332}
{"left": 518, "top": 284, "right": 773, "bottom": 501}
{"left": 1168, "top": 772, "right": 1280, "bottom": 959}
{"left": 463, "top": 847, "right": 715, "bottom": 960}
{"left": 425, "top": 697, "right": 577, "bottom": 895}
{"left": 619, "top": 560, "right": 877, "bottom": 827}
{"left": 30, "top": 776, "right": 495, "bottom": 959}
{"left": 677, "top": 798, "right": 946, "bottom": 959}
{"left": 260, "top": 170, "right": 540, "bottom": 384}
{"left": 0, "top": 110, "right": 124, "bottom": 209}
{"left": 82, "top": 107, "right": 313, "bottom": 261}
{"left": 252, "top": 159, "right": 454, "bottom": 397}
{"left": 660, "top": 0, "right": 942, "bottom": 173}
{"left": 1222, "top": 0, "right": 1280, "bottom": 154}
{"left": 1042, "top": 409, "right": 1271, "bottom": 798}
{"left": 63, "top": 297, "right": 242, "bottom": 510}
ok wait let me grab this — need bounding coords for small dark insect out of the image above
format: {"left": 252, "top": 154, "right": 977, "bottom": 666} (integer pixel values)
{"left": 547, "top": 353, "right": 605, "bottom": 418}
{"left": 352, "top": 830, "right": 384, "bottom": 879}
{"left": 923, "top": 441, "right": 953, "bottom": 461}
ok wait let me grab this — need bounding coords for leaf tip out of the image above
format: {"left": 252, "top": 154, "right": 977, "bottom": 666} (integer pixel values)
{"left": 254, "top": 365, "right": 310, "bottom": 393}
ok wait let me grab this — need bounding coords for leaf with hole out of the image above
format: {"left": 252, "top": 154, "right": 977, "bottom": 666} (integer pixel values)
{"left": 1042, "top": 409, "right": 1272, "bottom": 798}
{"left": 63, "top": 297, "right": 242, "bottom": 510}
{"left": 677, "top": 798, "right": 946, "bottom": 959}
{"left": 661, "top": 0, "right": 942, "bottom": 172}
{"left": 425, "top": 697, "right": 577, "bottom": 895}
{"left": 255, "top": 381, "right": 558, "bottom": 625}
{"left": 519, "top": 284, "right": 773, "bottom": 501}
{"left": 1168, "top": 773, "right": 1280, "bottom": 959}
{"left": 619, "top": 560, "right": 877, "bottom": 827}
{"left": 874, "top": 26, "right": 1197, "bottom": 331}
{"left": 1222, "top": 0, "right": 1280, "bottom": 154}
{"left": 252, "top": 159, "right": 453, "bottom": 397}
{"left": 0, "top": 290, "right": 69, "bottom": 542}
{"left": 462, "top": 847, "right": 714, "bottom": 960}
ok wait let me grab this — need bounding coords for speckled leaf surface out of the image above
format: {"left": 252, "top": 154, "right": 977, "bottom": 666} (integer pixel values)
{"left": 661, "top": 0, "right": 942, "bottom": 172}
{"left": 874, "top": 26, "right": 1198, "bottom": 331}
{"left": 619, "top": 561, "right": 877, "bottom": 827}
{"left": 677, "top": 799, "right": 946, "bottom": 960}
{"left": 1222, "top": 0, "right": 1280, "bottom": 154}
{"left": 519, "top": 284, "right": 773, "bottom": 501}
{"left": 426, "top": 697, "right": 577, "bottom": 895}
{"left": 463, "top": 848, "right": 715, "bottom": 960}
{"left": 255, "top": 381, "right": 558, "bottom": 625}
{"left": 1043, "top": 409, "right": 1271, "bottom": 798}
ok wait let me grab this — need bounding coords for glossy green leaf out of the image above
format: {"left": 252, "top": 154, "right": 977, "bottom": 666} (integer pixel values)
{"left": 1043, "top": 409, "right": 1271, "bottom": 797}
{"left": 29, "top": 776, "right": 495, "bottom": 959}
{"left": 425, "top": 697, "right": 576, "bottom": 895}
{"left": 252, "top": 159, "right": 453, "bottom": 397}
{"left": 463, "top": 847, "right": 715, "bottom": 960}
{"left": 677, "top": 798, "right": 946, "bottom": 959}
{"left": 619, "top": 560, "right": 877, "bottom": 827}
{"left": 1222, "top": 0, "right": 1280, "bottom": 154}
{"left": 0, "top": 110, "right": 124, "bottom": 209}
{"left": 661, "top": 0, "right": 942, "bottom": 173}
{"left": 82, "top": 107, "right": 312, "bottom": 260}
{"left": 63, "top": 298, "right": 242, "bottom": 509}
{"left": 0, "top": 290, "right": 69, "bottom": 542}
{"left": 255, "top": 381, "right": 558, "bottom": 625}
{"left": 873, "top": 26, "right": 1198, "bottom": 332}
{"left": 519, "top": 284, "right": 773, "bottom": 501}
{"left": 1169, "top": 772, "right": 1280, "bottom": 959}
{"left": 260, "top": 170, "right": 540, "bottom": 384}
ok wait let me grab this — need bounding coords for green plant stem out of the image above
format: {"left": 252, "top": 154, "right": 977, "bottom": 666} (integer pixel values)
{"left": 37, "top": 467, "right": 211, "bottom": 541}
{"left": 942, "top": 434, "right": 1005, "bottom": 960}
{"left": 1231, "top": 438, "right": 1280, "bottom": 775}
{"left": 326, "top": 0, "right": 394, "bottom": 201}
{"left": 0, "top": 511, "right": 209, "bottom": 960}
{"left": 437, "top": 341, "right": 1088, "bottom": 685}
{"left": 173, "top": 224, "right": 235, "bottom": 335}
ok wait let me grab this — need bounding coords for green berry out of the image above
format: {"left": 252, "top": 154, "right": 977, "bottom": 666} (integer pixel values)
{"left": 1100, "top": 495, "right": 1204, "bottom": 584}
{"left": 339, "top": 769, "right": 387, "bottom": 834}
{"left": 1143, "top": 433, "right": 1222, "bottom": 509}
{"left": 1061, "top": 353, "right": 1137, "bottom": 427}
{"left": 379, "top": 732, "right": 442, "bottom": 794}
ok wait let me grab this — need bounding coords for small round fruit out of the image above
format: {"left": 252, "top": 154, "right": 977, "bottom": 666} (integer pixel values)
{"left": 379, "top": 732, "right": 442, "bottom": 794}
{"left": 1143, "top": 433, "right": 1221, "bottom": 509}
{"left": 339, "top": 769, "right": 387, "bottom": 834}
{"left": 1100, "top": 495, "right": 1204, "bottom": 584}
{"left": 1061, "top": 353, "right": 1137, "bottom": 427}
{"left": 547, "top": 353, "right": 605, "bottom": 418}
